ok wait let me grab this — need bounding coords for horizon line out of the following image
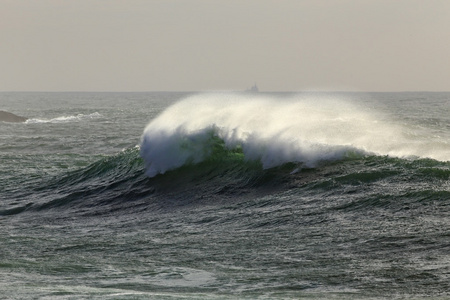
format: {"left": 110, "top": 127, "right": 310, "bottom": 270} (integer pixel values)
{"left": 1, "top": 90, "right": 449, "bottom": 93}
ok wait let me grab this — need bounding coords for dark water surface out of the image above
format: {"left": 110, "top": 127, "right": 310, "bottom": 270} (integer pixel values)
{"left": 1, "top": 92, "right": 449, "bottom": 299}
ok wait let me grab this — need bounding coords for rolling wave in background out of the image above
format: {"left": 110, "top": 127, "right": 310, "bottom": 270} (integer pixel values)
{"left": 25, "top": 112, "right": 102, "bottom": 124}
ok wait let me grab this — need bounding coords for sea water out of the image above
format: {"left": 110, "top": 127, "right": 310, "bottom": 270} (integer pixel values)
{"left": 1, "top": 92, "right": 449, "bottom": 299}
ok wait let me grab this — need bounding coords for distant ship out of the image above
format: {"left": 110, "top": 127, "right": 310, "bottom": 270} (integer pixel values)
{"left": 245, "top": 83, "right": 259, "bottom": 92}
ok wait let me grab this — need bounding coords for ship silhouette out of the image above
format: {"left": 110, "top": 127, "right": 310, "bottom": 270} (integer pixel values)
{"left": 245, "top": 83, "right": 259, "bottom": 92}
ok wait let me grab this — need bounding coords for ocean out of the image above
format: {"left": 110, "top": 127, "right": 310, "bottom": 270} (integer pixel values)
{"left": 1, "top": 91, "right": 449, "bottom": 299}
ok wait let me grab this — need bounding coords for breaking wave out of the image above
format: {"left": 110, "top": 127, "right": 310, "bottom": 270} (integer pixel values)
{"left": 140, "top": 93, "right": 449, "bottom": 177}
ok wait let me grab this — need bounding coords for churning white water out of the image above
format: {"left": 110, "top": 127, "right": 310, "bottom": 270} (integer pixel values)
{"left": 141, "top": 93, "right": 449, "bottom": 177}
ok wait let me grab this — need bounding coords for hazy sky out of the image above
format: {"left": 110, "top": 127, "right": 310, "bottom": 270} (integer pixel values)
{"left": 1, "top": 0, "right": 449, "bottom": 92}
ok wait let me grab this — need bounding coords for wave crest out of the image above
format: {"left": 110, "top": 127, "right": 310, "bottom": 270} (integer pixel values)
{"left": 140, "top": 93, "right": 450, "bottom": 177}
{"left": 140, "top": 94, "right": 370, "bottom": 177}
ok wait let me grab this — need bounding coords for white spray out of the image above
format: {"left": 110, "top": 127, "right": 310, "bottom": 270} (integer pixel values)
{"left": 140, "top": 93, "right": 449, "bottom": 177}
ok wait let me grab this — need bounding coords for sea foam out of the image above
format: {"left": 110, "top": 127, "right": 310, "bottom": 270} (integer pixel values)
{"left": 26, "top": 112, "right": 102, "bottom": 124}
{"left": 140, "top": 93, "right": 449, "bottom": 177}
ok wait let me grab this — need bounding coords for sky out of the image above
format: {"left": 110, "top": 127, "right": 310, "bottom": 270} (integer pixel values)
{"left": 1, "top": 0, "right": 449, "bottom": 92}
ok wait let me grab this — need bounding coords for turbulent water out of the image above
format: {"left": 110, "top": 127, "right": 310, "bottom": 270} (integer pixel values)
{"left": 1, "top": 91, "right": 449, "bottom": 299}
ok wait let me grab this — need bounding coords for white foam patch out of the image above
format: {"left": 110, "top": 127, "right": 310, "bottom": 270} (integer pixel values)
{"left": 26, "top": 112, "right": 102, "bottom": 124}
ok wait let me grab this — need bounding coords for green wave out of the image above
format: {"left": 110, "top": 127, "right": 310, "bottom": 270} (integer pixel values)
{"left": 3, "top": 143, "right": 447, "bottom": 217}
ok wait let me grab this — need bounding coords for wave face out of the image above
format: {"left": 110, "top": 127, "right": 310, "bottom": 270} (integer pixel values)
{"left": 140, "top": 93, "right": 449, "bottom": 177}
{"left": 6, "top": 144, "right": 449, "bottom": 218}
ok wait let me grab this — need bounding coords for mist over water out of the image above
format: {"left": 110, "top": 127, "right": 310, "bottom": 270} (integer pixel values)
{"left": 141, "top": 93, "right": 449, "bottom": 177}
